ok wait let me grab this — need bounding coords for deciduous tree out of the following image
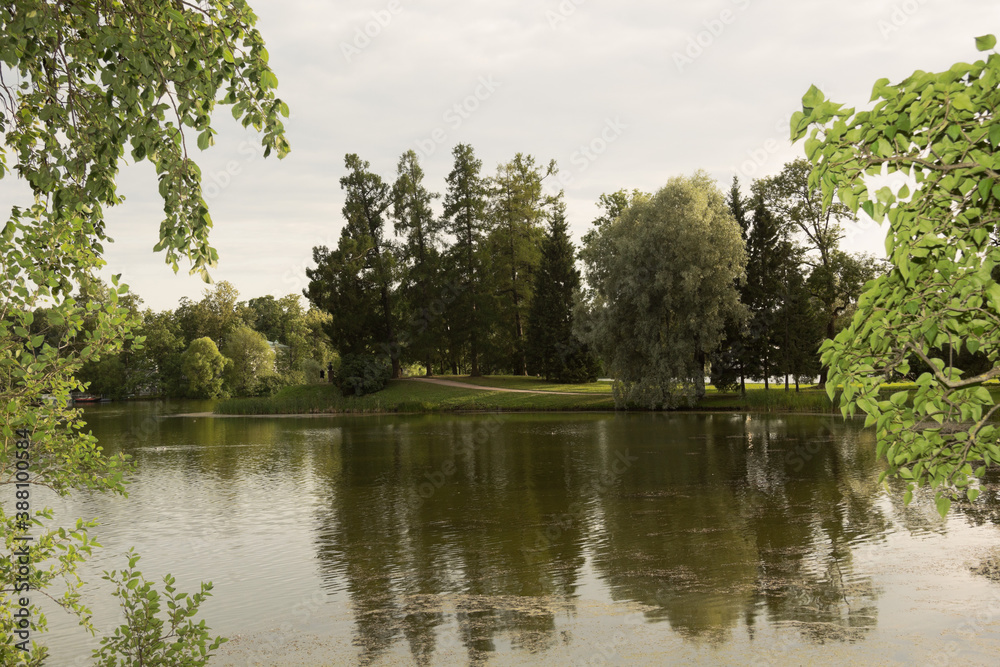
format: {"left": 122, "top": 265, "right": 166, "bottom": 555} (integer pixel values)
{"left": 0, "top": 1, "right": 287, "bottom": 657}
{"left": 792, "top": 34, "right": 1000, "bottom": 512}
{"left": 222, "top": 325, "right": 275, "bottom": 397}
{"left": 578, "top": 172, "right": 745, "bottom": 408}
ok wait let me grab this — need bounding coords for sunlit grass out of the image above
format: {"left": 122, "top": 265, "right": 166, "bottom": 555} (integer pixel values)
{"left": 216, "top": 380, "right": 616, "bottom": 415}
{"left": 426, "top": 375, "right": 613, "bottom": 394}
{"left": 215, "top": 376, "right": 1000, "bottom": 416}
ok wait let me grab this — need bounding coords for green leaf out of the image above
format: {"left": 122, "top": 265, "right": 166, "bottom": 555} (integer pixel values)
{"left": 952, "top": 93, "right": 974, "bottom": 111}
{"left": 197, "top": 130, "right": 213, "bottom": 151}
{"left": 975, "top": 34, "right": 997, "bottom": 52}
{"left": 935, "top": 494, "right": 951, "bottom": 518}
{"left": 802, "top": 84, "right": 825, "bottom": 109}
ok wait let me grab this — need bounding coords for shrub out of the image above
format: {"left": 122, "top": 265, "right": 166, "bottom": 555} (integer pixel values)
{"left": 93, "top": 550, "right": 226, "bottom": 666}
{"left": 337, "top": 354, "right": 391, "bottom": 396}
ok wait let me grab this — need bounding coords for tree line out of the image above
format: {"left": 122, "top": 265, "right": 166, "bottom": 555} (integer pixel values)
{"left": 305, "top": 146, "right": 600, "bottom": 386}
{"left": 305, "top": 147, "right": 883, "bottom": 405}
{"left": 28, "top": 279, "right": 336, "bottom": 400}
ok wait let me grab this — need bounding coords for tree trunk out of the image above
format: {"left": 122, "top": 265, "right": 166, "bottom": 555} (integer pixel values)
{"left": 514, "top": 306, "right": 526, "bottom": 376}
{"left": 694, "top": 351, "right": 707, "bottom": 401}
{"left": 470, "top": 325, "right": 480, "bottom": 376}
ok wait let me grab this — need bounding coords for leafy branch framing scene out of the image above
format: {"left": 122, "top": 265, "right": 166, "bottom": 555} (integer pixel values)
{"left": 793, "top": 34, "right": 1000, "bottom": 515}
{"left": 2, "top": 2, "right": 999, "bottom": 665}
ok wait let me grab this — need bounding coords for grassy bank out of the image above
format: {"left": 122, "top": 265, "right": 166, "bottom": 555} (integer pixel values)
{"left": 214, "top": 376, "right": 854, "bottom": 416}
{"left": 215, "top": 379, "right": 618, "bottom": 415}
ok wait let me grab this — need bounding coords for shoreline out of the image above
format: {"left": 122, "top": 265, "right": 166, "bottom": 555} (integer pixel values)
{"left": 173, "top": 407, "right": 845, "bottom": 419}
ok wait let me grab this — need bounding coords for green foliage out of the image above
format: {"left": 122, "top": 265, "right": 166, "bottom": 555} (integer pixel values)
{"left": 392, "top": 150, "right": 445, "bottom": 374}
{"left": 743, "top": 196, "right": 787, "bottom": 385}
{"left": 337, "top": 353, "right": 392, "bottom": 397}
{"left": 485, "top": 154, "right": 556, "bottom": 374}
{"left": 441, "top": 143, "right": 490, "bottom": 376}
{"left": 1, "top": 0, "right": 286, "bottom": 657}
{"left": 578, "top": 172, "right": 746, "bottom": 408}
{"left": 753, "top": 159, "right": 867, "bottom": 354}
{"left": 306, "top": 154, "right": 402, "bottom": 377}
{"left": 181, "top": 337, "right": 230, "bottom": 399}
{"left": 222, "top": 325, "right": 275, "bottom": 397}
{"left": 175, "top": 282, "right": 246, "bottom": 348}
{"left": 93, "top": 550, "right": 226, "bottom": 667}
{"left": 792, "top": 35, "right": 1000, "bottom": 513}
{"left": 526, "top": 199, "right": 599, "bottom": 383}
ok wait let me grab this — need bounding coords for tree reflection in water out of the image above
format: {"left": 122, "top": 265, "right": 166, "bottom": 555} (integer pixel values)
{"left": 305, "top": 413, "right": 995, "bottom": 664}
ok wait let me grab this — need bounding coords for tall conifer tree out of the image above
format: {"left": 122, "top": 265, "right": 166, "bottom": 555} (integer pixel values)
{"left": 526, "top": 199, "right": 598, "bottom": 382}
{"left": 442, "top": 144, "right": 489, "bottom": 376}
{"left": 392, "top": 150, "right": 442, "bottom": 376}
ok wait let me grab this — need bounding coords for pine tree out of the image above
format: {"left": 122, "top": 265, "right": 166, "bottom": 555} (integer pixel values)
{"left": 744, "top": 196, "right": 785, "bottom": 389}
{"left": 728, "top": 175, "right": 751, "bottom": 243}
{"left": 486, "top": 154, "right": 555, "bottom": 375}
{"left": 710, "top": 177, "right": 752, "bottom": 392}
{"left": 526, "top": 199, "right": 599, "bottom": 382}
{"left": 392, "top": 150, "right": 443, "bottom": 376}
{"left": 774, "top": 250, "right": 823, "bottom": 390}
{"left": 442, "top": 144, "right": 489, "bottom": 376}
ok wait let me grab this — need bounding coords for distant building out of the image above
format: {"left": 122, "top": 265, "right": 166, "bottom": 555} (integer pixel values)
{"left": 267, "top": 340, "right": 290, "bottom": 371}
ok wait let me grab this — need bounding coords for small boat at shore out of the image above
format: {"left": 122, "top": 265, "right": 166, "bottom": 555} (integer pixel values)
{"left": 72, "top": 394, "right": 103, "bottom": 403}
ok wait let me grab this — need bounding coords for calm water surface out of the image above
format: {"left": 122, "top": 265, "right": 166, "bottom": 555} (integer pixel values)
{"left": 38, "top": 401, "right": 1000, "bottom": 665}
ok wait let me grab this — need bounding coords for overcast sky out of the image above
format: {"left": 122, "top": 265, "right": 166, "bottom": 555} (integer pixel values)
{"left": 4, "top": 0, "right": 998, "bottom": 311}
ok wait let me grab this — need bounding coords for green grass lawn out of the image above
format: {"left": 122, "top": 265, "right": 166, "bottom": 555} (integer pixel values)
{"left": 421, "top": 375, "right": 614, "bottom": 394}
{"left": 214, "top": 377, "right": 1000, "bottom": 417}
{"left": 215, "top": 379, "right": 617, "bottom": 415}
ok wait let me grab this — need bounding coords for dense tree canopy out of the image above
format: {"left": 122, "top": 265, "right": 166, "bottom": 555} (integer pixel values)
{"left": 578, "top": 172, "right": 746, "bottom": 408}
{"left": 441, "top": 144, "right": 489, "bottom": 376}
{"left": 181, "top": 337, "right": 229, "bottom": 399}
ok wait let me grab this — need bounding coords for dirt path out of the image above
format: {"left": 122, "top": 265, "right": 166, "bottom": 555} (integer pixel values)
{"left": 403, "top": 377, "right": 594, "bottom": 396}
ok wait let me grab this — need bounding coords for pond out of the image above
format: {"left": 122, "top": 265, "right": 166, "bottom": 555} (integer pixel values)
{"left": 39, "top": 401, "right": 1000, "bottom": 665}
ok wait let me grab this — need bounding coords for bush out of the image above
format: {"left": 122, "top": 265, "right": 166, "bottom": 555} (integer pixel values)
{"left": 299, "top": 358, "right": 325, "bottom": 384}
{"left": 93, "top": 550, "right": 226, "bottom": 667}
{"left": 254, "top": 373, "right": 286, "bottom": 397}
{"left": 337, "top": 354, "right": 391, "bottom": 396}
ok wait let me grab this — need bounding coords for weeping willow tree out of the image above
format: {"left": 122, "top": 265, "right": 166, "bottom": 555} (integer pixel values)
{"left": 1, "top": 1, "right": 288, "bottom": 661}
{"left": 578, "top": 173, "right": 746, "bottom": 409}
